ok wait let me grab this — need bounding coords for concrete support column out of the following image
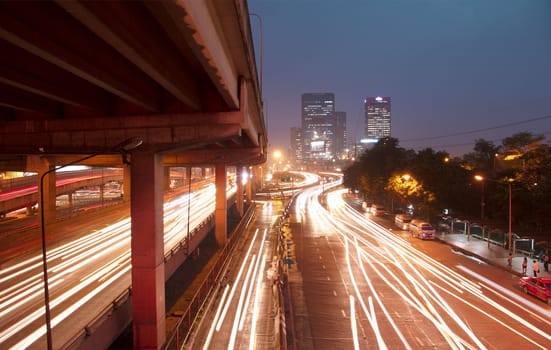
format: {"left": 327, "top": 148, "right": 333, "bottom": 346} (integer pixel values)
{"left": 236, "top": 166, "right": 244, "bottom": 216}
{"left": 163, "top": 166, "right": 170, "bottom": 192}
{"left": 215, "top": 163, "right": 227, "bottom": 246}
{"left": 122, "top": 165, "right": 131, "bottom": 202}
{"left": 257, "top": 166, "right": 264, "bottom": 192}
{"left": 68, "top": 192, "right": 73, "bottom": 207}
{"left": 246, "top": 166, "right": 253, "bottom": 203}
{"left": 130, "top": 152, "right": 165, "bottom": 350}
{"left": 201, "top": 167, "right": 206, "bottom": 179}
{"left": 28, "top": 156, "right": 56, "bottom": 225}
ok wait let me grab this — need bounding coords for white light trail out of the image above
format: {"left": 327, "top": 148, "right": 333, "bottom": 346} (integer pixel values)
{"left": 203, "top": 284, "right": 230, "bottom": 350}
{"left": 349, "top": 295, "right": 360, "bottom": 350}
{"left": 239, "top": 229, "right": 268, "bottom": 331}
{"left": 249, "top": 255, "right": 267, "bottom": 350}
{"left": 215, "top": 229, "right": 260, "bottom": 331}
{"left": 1, "top": 183, "right": 225, "bottom": 348}
{"left": 228, "top": 254, "right": 257, "bottom": 350}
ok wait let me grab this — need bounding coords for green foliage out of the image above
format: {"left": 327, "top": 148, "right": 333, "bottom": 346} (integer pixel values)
{"left": 343, "top": 132, "right": 551, "bottom": 233}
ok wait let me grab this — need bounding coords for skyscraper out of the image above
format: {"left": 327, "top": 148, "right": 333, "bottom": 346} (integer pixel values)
{"left": 334, "top": 111, "right": 347, "bottom": 159}
{"left": 301, "top": 93, "right": 336, "bottom": 162}
{"left": 289, "top": 127, "right": 302, "bottom": 164}
{"left": 364, "top": 96, "right": 391, "bottom": 142}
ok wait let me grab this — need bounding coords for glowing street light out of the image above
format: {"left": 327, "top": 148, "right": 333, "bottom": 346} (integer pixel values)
{"left": 273, "top": 150, "right": 282, "bottom": 172}
{"left": 474, "top": 175, "right": 513, "bottom": 253}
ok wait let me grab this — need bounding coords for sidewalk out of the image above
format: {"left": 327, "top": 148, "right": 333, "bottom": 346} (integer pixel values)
{"left": 435, "top": 232, "right": 551, "bottom": 278}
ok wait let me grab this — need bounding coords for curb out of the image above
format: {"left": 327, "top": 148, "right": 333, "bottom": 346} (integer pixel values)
{"left": 434, "top": 237, "right": 524, "bottom": 277}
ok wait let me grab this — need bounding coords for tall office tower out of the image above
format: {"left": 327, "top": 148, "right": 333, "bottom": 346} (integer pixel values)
{"left": 364, "top": 96, "right": 391, "bottom": 142}
{"left": 301, "top": 93, "right": 335, "bottom": 162}
{"left": 334, "top": 111, "right": 347, "bottom": 159}
{"left": 290, "top": 127, "right": 302, "bottom": 164}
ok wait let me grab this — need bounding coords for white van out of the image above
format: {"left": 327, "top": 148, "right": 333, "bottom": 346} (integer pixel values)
{"left": 409, "top": 219, "right": 435, "bottom": 240}
{"left": 370, "top": 204, "right": 385, "bottom": 216}
{"left": 395, "top": 214, "right": 412, "bottom": 230}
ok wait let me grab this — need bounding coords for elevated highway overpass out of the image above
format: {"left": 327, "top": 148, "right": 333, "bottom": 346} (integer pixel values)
{"left": 0, "top": 168, "right": 124, "bottom": 218}
{"left": 0, "top": 1, "right": 266, "bottom": 349}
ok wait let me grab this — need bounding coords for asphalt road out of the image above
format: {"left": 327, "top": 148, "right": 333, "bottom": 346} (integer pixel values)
{"left": 286, "top": 186, "right": 551, "bottom": 350}
{"left": 186, "top": 200, "right": 283, "bottom": 349}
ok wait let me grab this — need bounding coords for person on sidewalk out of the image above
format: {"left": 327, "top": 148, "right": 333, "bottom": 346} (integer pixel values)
{"left": 533, "top": 260, "right": 540, "bottom": 277}
{"left": 544, "top": 254, "right": 549, "bottom": 272}
{"left": 507, "top": 253, "right": 512, "bottom": 269}
{"left": 522, "top": 257, "right": 527, "bottom": 276}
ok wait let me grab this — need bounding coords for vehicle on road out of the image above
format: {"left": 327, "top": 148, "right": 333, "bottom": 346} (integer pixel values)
{"left": 394, "top": 214, "right": 412, "bottom": 230}
{"left": 519, "top": 277, "right": 551, "bottom": 305}
{"left": 409, "top": 219, "right": 435, "bottom": 240}
{"left": 370, "top": 204, "right": 385, "bottom": 216}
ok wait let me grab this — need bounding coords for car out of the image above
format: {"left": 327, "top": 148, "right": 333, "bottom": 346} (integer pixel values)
{"left": 518, "top": 276, "right": 551, "bottom": 305}
{"left": 409, "top": 219, "right": 435, "bottom": 240}
{"left": 370, "top": 204, "right": 385, "bottom": 216}
{"left": 394, "top": 214, "right": 412, "bottom": 230}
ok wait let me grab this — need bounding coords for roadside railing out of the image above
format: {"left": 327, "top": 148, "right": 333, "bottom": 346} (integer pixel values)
{"left": 162, "top": 203, "right": 256, "bottom": 350}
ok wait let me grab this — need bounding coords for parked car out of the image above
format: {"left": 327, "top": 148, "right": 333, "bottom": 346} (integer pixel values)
{"left": 518, "top": 277, "right": 551, "bottom": 305}
{"left": 409, "top": 219, "right": 435, "bottom": 240}
{"left": 370, "top": 204, "right": 385, "bottom": 216}
{"left": 394, "top": 214, "right": 412, "bottom": 230}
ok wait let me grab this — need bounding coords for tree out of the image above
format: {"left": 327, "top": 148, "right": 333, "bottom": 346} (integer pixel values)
{"left": 343, "top": 138, "right": 410, "bottom": 204}
{"left": 462, "top": 139, "right": 501, "bottom": 175}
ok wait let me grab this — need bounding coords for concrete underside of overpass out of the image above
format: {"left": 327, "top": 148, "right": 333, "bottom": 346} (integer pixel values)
{"left": 0, "top": 1, "right": 266, "bottom": 349}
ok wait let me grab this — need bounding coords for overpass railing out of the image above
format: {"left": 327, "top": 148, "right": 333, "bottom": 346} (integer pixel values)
{"left": 163, "top": 203, "right": 256, "bottom": 350}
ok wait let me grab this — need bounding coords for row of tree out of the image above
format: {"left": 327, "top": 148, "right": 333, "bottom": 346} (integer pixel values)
{"left": 342, "top": 132, "right": 551, "bottom": 237}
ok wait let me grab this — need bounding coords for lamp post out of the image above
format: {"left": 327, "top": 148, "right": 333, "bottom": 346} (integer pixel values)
{"left": 39, "top": 137, "right": 142, "bottom": 350}
{"left": 474, "top": 175, "right": 513, "bottom": 253}
{"left": 249, "top": 13, "right": 263, "bottom": 96}
{"left": 474, "top": 175, "right": 485, "bottom": 221}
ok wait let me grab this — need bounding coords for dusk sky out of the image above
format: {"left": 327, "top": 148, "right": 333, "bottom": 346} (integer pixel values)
{"left": 248, "top": 0, "right": 551, "bottom": 157}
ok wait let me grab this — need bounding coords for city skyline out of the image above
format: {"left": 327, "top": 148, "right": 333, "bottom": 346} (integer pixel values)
{"left": 249, "top": 0, "right": 551, "bottom": 157}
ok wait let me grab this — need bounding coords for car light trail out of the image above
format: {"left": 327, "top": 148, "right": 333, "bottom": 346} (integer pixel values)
{"left": 430, "top": 282, "right": 549, "bottom": 350}
{"left": 215, "top": 229, "right": 260, "bottom": 331}
{"left": 353, "top": 238, "right": 413, "bottom": 350}
{"left": 239, "top": 229, "right": 268, "bottom": 331}
{"left": 228, "top": 254, "right": 257, "bottom": 349}
{"left": 248, "top": 254, "right": 267, "bottom": 350}
{"left": 349, "top": 295, "right": 360, "bottom": 350}
{"left": 203, "top": 284, "right": 230, "bottom": 350}
{"left": 0, "top": 183, "right": 228, "bottom": 348}
{"left": 344, "top": 238, "right": 388, "bottom": 350}
{"left": 293, "top": 184, "right": 551, "bottom": 349}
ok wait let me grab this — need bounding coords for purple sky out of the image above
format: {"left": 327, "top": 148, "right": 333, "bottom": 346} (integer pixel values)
{"left": 248, "top": 0, "right": 551, "bottom": 157}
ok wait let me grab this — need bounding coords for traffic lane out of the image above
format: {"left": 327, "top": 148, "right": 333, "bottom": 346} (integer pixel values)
{"left": 188, "top": 201, "right": 280, "bottom": 349}
{"left": 293, "top": 233, "right": 356, "bottom": 350}
{"left": 318, "top": 190, "right": 551, "bottom": 349}
{"left": 407, "top": 238, "right": 551, "bottom": 345}
{"left": 390, "top": 225, "right": 551, "bottom": 321}
{"left": 343, "top": 228, "right": 550, "bottom": 348}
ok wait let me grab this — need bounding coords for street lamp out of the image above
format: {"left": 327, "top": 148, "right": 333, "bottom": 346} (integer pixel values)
{"left": 39, "top": 137, "right": 142, "bottom": 350}
{"left": 249, "top": 13, "right": 263, "bottom": 96}
{"left": 474, "top": 175, "right": 485, "bottom": 221}
{"left": 474, "top": 175, "right": 513, "bottom": 253}
{"left": 273, "top": 150, "right": 282, "bottom": 172}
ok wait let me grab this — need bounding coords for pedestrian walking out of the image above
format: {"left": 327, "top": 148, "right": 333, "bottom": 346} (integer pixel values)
{"left": 533, "top": 260, "right": 539, "bottom": 277}
{"left": 507, "top": 253, "right": 512, "bottom": 268}
{"left": 522, "top": 257, "right": 527, "bottom": 276}
{"left": 544, "top": 254, "right": 549, "bottom": 272}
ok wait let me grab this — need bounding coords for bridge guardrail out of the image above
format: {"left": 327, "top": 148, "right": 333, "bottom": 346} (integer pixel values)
{"left": 162, "top": 203, "right": 256, "bottom": 350}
